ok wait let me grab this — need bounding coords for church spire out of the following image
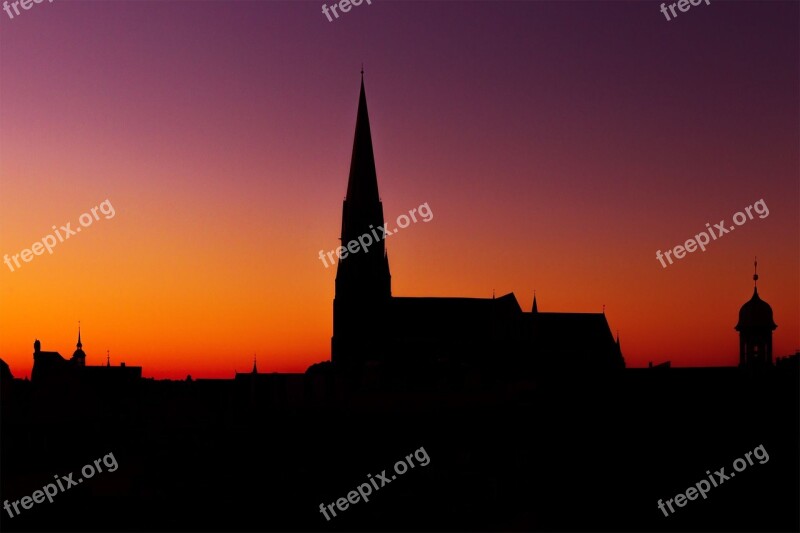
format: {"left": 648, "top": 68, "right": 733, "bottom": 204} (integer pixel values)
{"left": 70, "top": 322, "right": 86, "bottom": 366}
{"left": 344, "top": 73, "right": 380, "bottom": 205}
{"left": 532, "top": 291, "right": 538, "bottom": 313}
{"left": 252, "top": 354, "right": 258, "bottom": 374}
{"left": 753, "top": 256, "right": 759, "bottom": 293}
{"left": 332, "top": 73, "right": 392, "bottom": 367}
{"left": 334, "top": 74, "right": 391, "bottom": 301}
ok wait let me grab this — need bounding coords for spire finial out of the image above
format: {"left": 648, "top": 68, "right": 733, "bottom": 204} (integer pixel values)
{"left": 77, "top": 321, "right": 82, "bottom": 348}
{"left": 361, "top": 63, "right": 364, "bottom": 78}
{"left": 252, "top": 353, "right": 258, "bottom": 374}
{"left": 106, "top": 349, "right": 110, "bottom": 367}
{"left": 753, "top": 256, "right": 759, "bottom": 289}
{"left": 603, "top": 304, "right": 606, "bottom": 314}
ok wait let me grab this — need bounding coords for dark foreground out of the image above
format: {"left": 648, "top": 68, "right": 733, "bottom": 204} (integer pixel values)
{"left": 2, "top": 366, "right": 798, "bottom": 532}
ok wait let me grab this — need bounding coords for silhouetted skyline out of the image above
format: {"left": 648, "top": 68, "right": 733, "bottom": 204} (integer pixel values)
{"left": 2, "top": 3, "right": 799, "bottom": 532}
{"left": 1, "top": 1, "right": 797, "bottom": 380}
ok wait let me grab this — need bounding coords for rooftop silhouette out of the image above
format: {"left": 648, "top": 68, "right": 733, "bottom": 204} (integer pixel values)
{"left": 0, "top": 74, "right": 796, "bottom": 533}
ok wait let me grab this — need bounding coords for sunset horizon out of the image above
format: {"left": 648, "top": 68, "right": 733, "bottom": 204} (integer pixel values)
{"left": 1, "top": 1, "right": 797, "bottom": 380}
{"left": 2, "top": 2, "right": 798, "bottom": 532}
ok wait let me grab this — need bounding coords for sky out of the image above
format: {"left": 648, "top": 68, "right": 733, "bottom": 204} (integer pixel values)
{"left": 1, "top": 0, "right": 797, "bottom": 379}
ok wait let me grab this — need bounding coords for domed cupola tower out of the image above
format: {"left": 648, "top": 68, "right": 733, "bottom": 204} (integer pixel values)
{"left": 735, "top": 259, "right": 777, "bottom": 367}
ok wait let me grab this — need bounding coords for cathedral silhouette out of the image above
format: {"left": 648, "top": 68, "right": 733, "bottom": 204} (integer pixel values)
{"left": 331, "top": 74, "right": 624, "bottom": 374}
{"left": 1, "top": 74, "right": 797, "bottom": 533}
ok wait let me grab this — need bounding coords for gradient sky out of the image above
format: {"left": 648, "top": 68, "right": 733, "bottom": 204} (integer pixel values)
{"left": 1, "top": 0, "right": 797, "bottom": 379}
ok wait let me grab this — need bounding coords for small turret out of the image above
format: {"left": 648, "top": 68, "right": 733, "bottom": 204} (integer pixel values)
{"left": 71, "top": 323, "right": 86, "bottom": 367}
{"left": 735, "top": 258, "right": 777, "bottom": 367}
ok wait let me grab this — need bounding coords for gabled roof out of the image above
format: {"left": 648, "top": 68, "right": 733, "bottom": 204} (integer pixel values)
{"left": 35, "top": 351, "right": 67, "bottom": 364}
{"left": 387, "top": 293, "right": 522, "bottom": 340}
{"left": 528, "top": 311, "right": 620, "bottom": 365}
{"left": 391, "top": 292, "right": 521, "bottom": 316}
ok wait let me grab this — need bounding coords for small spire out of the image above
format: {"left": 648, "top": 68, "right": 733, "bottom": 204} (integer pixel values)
{"left": 532, "top": 290, "right": 538, "bottom": 313}
{"left": 106, "top": 349, "right": 110, "bottom": 367}
{"left": 753, "top": 256, "right": 759, "bottom": 290}
{"left": 361, "top": 63, "right": 364, "bottom": 79}
{"left": 77, "top": 321, "right": 82, "bottom": 349}
{"left": 252, "top": 353, "right": 258, "bottom": 374}
{"left": 602, "top": 304, "right": 606, "bottom": 314}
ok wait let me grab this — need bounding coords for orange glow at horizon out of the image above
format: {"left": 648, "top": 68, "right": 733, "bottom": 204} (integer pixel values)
{"left": 1, "top": 1, "right": 797, "bottom": 379}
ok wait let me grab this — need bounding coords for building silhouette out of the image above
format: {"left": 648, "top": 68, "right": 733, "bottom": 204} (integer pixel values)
{"left": 31, "top": 328, "right": 141, "bottom": 385}
{"left": 736, "top": 259, "right": 777, "bottom": 367}
{"left": 71, "top": 325, "right": 86, "bottom": 366}
{"left": 331, "top": 74, "right": 624, "bottom": 373}
{"left": 1, "top": 79, "right": 796, "bottom": 533}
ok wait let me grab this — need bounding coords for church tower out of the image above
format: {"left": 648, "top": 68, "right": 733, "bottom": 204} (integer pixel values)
{"left": 71, "top": 324, "right": 86, "bottom": 367}
{"left": 735, "top": 259, "right": 777, "bottom": 367}
{"left": 332, "top": 72, "right": 392, "bottom": 368}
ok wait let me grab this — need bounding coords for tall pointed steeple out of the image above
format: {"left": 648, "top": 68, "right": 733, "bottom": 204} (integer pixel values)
{"left": 532, "top": 291, "right": 538, "bottom": 313}
{"left": 344, "top": 70, "right": 381, "bottom": 206}
{"left": 334, "top": 72, "right": 391, "bottom": 301}
{"left": 332, "top": 72, "right": 392, "bottom": 367}
{"left": 71, "top": 322, "right": 86, "bottom": 366}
